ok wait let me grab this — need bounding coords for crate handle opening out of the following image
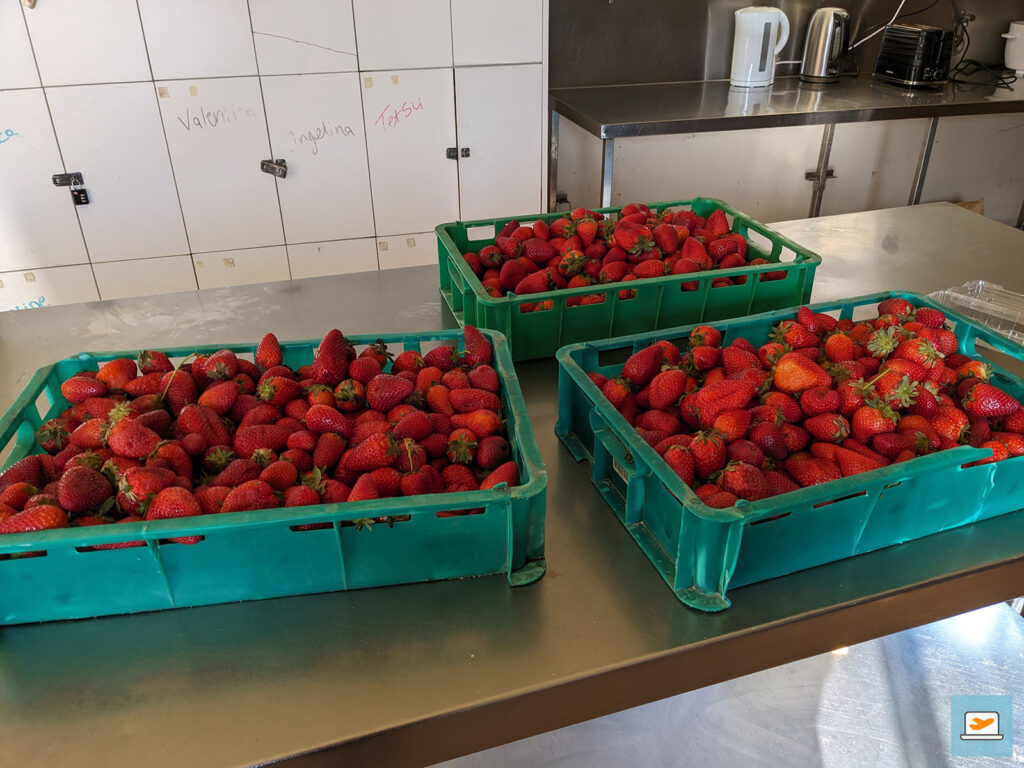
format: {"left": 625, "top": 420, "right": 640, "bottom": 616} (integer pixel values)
{"left": 813, "top": 490, "right": 868, "bottom": 509}
{"left": 436, "top": 508, "right": 485, "bottom": 518}
{"left": 749, "top": 511, "right": 792, "bottom": 526}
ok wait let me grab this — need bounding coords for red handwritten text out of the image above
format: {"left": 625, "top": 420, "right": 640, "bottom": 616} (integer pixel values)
{"left": 374, "top": 98, "right": 425, "bottom": 132}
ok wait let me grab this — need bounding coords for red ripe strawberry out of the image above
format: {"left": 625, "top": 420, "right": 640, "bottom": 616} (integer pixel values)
{"left": 461, "top": 325, "right": 493, "bottom": 369}
{"left": 35, "top": 417, "right": 72, "bottom": 455}
{"left": 176, "top": 404, "right": 231, "bottom": 447}
{"left": 963, "top": 440, "right": 1010, "bottom": 467}
{"left": 726, "top": 440, "right": 764, "bottom": 467}
{"left": 118, "top": 466, "right": 175, "bottom": 515}
{"left": 123, "top": 372, "right": 166, "bottom": 398}
{"left": 636, "top": 409, "right": 681, "bottom": 434}
{"left": 646, "top": 370, "right": 687, "bottom": 410}
{"left": 708, "top": 237, "right": 739, "bottom": 261}
{"left": 281, "top": 484, "right": 319, "bottom": 509}
{"left": 106, "top": 418, "right": 160, "bottom": 459}
{"left": 311, "top": 329, "right": 351, "bottom": 387}
{"left": 254, "top": 332, "right": 282, "bottom": 370}
{"left": 480, "top": 461, "right": 519, "bottom": 490}
{"left": 442, "top": 369, "right": 470, "bottom": 390}
{"left": 415, "top": 367, "right": 445, "bottom": 395}
{"left": 931, "top": 405, "right": 969, "bottom": 442}
{"left": 717, "top": 461, "right": 767, "bottom": 501}
{"left": 824, "top": 333, "right": 855, "bottom": 363}
{"left": 750, "top": 421, "right": 787, "bottom": 459}
{"left": 341, "top": 432, "right": 396, "bottom": 471}
{"left": 651, "top": 223, "right": 678, "bottom": 254}
{"left": 622, "top": 345, "right": 663, "bottom": 389}
{"left": 993, "top": 432, "right": 1024, "bottom": 457}
{"left": 689, "top": 325, "right": 722, "bottom": 348}
{"left": 57, "top": 465, "right": 112, "bottom": 513}
{"left": 61, "top": 375, "right": 108, "bottom": 405}
{"left": 705, "top": 209, "right": 729, "bottom": 237}
{"left": 877, "top": 297, "right": 914, "bottom": 317}
{"left": 151, "top": 443, "right": 193, "bottom": 478}
{"left": 423, "top": 345, "right": 460, "bottom": 372}
{"left": 913, "top": 306, "right": 946, "bottom": 328}
{"left": 259, "top": 460, "right": 298, "bottom": 492}
{"left": 345, "top": 357, "right": 381, "bottom": 387}
{"left": 142, "top": 486, "right": 202, "bottom": 543}
{"left": 495, "top": 235, "right": 522, "bottom": 259}
{"left": 447, "top": 428, "right": 478, "bottom": 464}
{"left": 394, "top": 438, "right": 426, "bottom": 473}
{"left": 449, "top": 388, "right": 501, "bottom": 414}
{"left": 342, "top": 473, "right": 378, "bottom": 503}
{"left": 800, "top": 386, "right": 840, "bottom": 415}
{"left": 95, "top": 358, "right": 138, "bottom": 392}
{"left": 574, "top": 218, "right": 598, "bottom": 248}
{"left": 138, "top": 349, "right": 174, "bottom": 374}
{"left": 466, "top": 365, "right": 499, "bottom": 394}
{"left": 763, "top": 469, "right": 800, "bottom": 496}
{"left": 658, "top": 445, "right": 693, "bottom": 486}
{"left": 833, "top": 446, "right": 882, "bottom": 476}
{"left": 199, "top": 349, "right": 237, "bottom": 382}
{"left": 450, "top": 409, "right": 502, "bottom": 438}
{"left": 784, "top": 456, "right": 841, "bottom": 487}
{"left": 693, "top": 380, "right": 756, "bottom": 428}
{"left": 220, "top": 479, "right": 279, "bottom": 514}
{"left": 721, "top": 346, "right": 760, "bottom": 376}
{"left": 872, "top": 432, "right": 917, "bottom": 459}
{"left": 632, "top": 259, "right": 666, "bottom": 279}
{"left": 392, "top": 410, "right": 431, "bottom": 442}
{"left": 532, "top": 219, "right": 550, "bottom": 240}
{"left": 804, "top": 413, "right": 851, "bottom": 444}
{"left": 772, "top": 352, "right": 831, "bottom": 393}
{"left": 0, "top": 504, "right": 67, "bottom": 534}
{"left": 963, "top": 383, "right": 1020, "bottom": 418}
{"left": 366, "top": 375, "right": 415, "bottom": 412}
{"left": 0, "top": 482, "right": 38, "bottom": 511}
{"left": 601, "top": 377, "right": 631, "bottom": 409}
{"left": 710, "top": 409, "right": 749, "bottom": 442}
{"left": 442, "top": 463, "right": 479, "bottom": 493}
{"left": 196, "top": 380, "right": 239, "bottom": 415}
{"left": 312, "top": 431, "right": 347, "bottom": 470}
{"left": 689, "top": 430, "right": 727, "bottom": 479}
{"left": 851, "top": 405, "right": 896, "bottom": 443}
{"left": 476, "top": 435, "right": 510, "bottom": 470}
{"left": 892, "top": 338, "right": 943, "bottom": 369}
{"left": 305, "top": 404, "right": 351, "bottom": 437}
{"left": 257, "top": 376, "right": 303, "bottom": 406}
{"left": 333, "top": 380, "right": 365, "bottom": 413}
{"left": 239, "top": 403, "right": 280, "bottom": 428}
{"left": 680, "top": 237, "right": 712, "bottom": 270}
{"left": 233, "top": 424, "right": 290, "bottom": 460}
{"left": 212, "top": 459, "right": 262, "bottom": 487}
{"left": 426, "top": 384, "right": 454, "bottom": 416}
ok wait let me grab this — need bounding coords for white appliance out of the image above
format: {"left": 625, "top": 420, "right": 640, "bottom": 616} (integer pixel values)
{"left": 1003, "top": 21, "right": 1024, "bottom": 76}
{"left": 730, "top": 6, "right": 790, "bottom": 88}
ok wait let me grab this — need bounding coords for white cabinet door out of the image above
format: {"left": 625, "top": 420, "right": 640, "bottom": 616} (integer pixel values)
{"left": 352, "top": 0, "right": 452, "bottom": 70}
{"left": 47, "top": 83, "right": 189, "bottom": 262}
{"left": 193, "top": 246, "right": 290, "bottom": 289}
{"left": 157, "top": 78, "right": 284, "bottom": 253}
{"left": 23, "top": 0, "right": 150, "bottom": 86}
{"left": 0, "top": 89, "right": 87, "bottom": 272}
{"left": 362, "top": 69, "right": 459, "bottom": 235}
{"left": 93, "top": 255, "right": 197, "bottom": 300}
{"left": 288, "top": 238, "right": 378, "bottom": 278}
{"left": 456, "top": 65, "right": 544, "bottom": 220}
{"left": 0, "top": 265, "right": 98, "bottom": 311}
{"left": 249, "top": 0, "right": 358, "bottom": 75}
{"left": 137, "top": 0, "right": 257, "bottom": 80}
{"left": 377, "top": 232, "right": 438, "bottom": 270}
{"left": 261, "top": 73, "right": 374, "bottom": 243}
{"left": 0, "top": 2, "right": 39, "bottom": 90}
{"left": 451, "top": 0, "right": 543, "bottom": 65}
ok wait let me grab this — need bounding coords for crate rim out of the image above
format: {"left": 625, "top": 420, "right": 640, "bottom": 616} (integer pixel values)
{"left": 556, "top": 288, "right": 1021, "bottom": 524}
{"left": 435, "top": 197, "right": 824, "bottom": 308}
{"left": 0, "top": 326, "right": 547, "bottom": 553}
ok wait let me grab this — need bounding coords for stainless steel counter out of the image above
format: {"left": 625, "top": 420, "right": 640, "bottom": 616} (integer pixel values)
{"left": 549, "top": 76, "right": 1024, "bottom": 139}
{"left": 436, "top": 602, "right": 1024, "bottom": 767}
{"left": 1, "top": 204, "right": 1024, "bottom": 768}
{"left": 548, "top": 74, "right": 1024, "bottom": 215}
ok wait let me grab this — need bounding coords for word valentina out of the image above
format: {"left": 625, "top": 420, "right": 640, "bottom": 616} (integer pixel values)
{"left": 176, "top": 104, "right": 258, "bottom": 132}
{"left": 288, "top": 121, "right": 356, "bottom": 156}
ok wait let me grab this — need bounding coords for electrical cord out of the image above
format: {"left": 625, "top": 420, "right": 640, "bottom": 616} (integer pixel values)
{"left": 851, "top": 0, "right": 909, "bottom": 48}
{"left": 854, "top": 0, "right": 942, "bottom": 44}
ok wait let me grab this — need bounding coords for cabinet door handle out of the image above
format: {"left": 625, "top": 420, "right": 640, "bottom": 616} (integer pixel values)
{"left": 460, "top": 147, "right": 470, "bottom": 158}
{"left": 446, "top": 147, "right": 458, "bottom": 160}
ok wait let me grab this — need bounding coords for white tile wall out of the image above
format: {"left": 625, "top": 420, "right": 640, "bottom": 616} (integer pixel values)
{"left": 451, "top": 0, "right": 544, "bottom": 65}
{"left": 376, "top": 232, "right": 438, "bottom": 270}
{"left": 137, "top": 0, "right": 258, "bottom": 80}
{"left": 261, "top": 73, "right": 375, "bottom": 242}
{"left": 193, "top": 246, "right": 290, "bottom": 289}
{"left": 352, "top": 0, "right": 453, "bottom": 71}
{"left": 157, "top": 77, "right": 284, "bottom": 253}
{"left": 0, "top": 3, "right": 40, "bottom": 90}
{"left": 456, "top": 65, "right": 544, "bottom": 220}
{"left": 23, "top": 0, "right": 150, "bottom": 86}
{"left": 0, "top": 265, "right": 98, "bottom": 311}
{"left": 47, "top": 83, "right": 190, "bottom": 262}
{"left": 0, "top": 89, "right": 87, "bottom": 271}
{"left": 93, "top": 255, "right": 197, "bottom": 300}
{"left": 362, "top": 68, "right": 459, "bottom": 235}
{"left": 249, "top": 0, "right": 358, "bottom": 75}
{"left": 288, "top": 238, "right": 378, "bottom": 279}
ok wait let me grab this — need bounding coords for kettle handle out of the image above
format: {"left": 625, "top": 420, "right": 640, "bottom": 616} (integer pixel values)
{"left": 775, "top": 11, "right": 790, "bottom": 54}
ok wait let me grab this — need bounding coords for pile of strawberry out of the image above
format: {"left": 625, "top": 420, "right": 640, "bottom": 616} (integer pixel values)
{"left": 592, "top": 297, "right": 1023, "bottom": 508}
{"left": 0, "top": 325, "right": 520, "bottom": 542}
{"left": 460, "top": 203, "right": 783, "bottom": 313}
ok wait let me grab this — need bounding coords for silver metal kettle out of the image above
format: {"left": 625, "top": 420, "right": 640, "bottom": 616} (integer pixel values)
{"left": 800, "top": 7, "right": 851, "bottom": 83}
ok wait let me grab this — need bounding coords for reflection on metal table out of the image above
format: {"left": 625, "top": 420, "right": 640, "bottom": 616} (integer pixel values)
{"left": 1, "top": 204, "right": 1024, "bottom": 768}
{"left": 436, "top": 602, "right": 1024, "bottom": 767}
{"left": 548, "top": 75, "right": 1024, "bottom": 216}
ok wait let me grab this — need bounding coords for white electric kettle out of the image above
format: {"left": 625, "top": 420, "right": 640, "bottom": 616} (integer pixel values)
{"left": 730, "top": 6, "right": 790, "bottom": 88}
{"left": 1003, "top": 21, "right": 1024, "bottom": 76}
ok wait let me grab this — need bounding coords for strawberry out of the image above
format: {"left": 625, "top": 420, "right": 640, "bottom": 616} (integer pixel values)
{"left": 311, "top": 431, "right": 346, "bottom": 470}
{"left": 449, "top": 388, "right": 501, "bottom": 414}
{"left": 152, "top": 442, "right": 193, "bottom": 477}
{"left": 711, "top": 410, "right": 750, "bottom": 442}
{"left": 804, "top": 413, "right": 851, "bottom": 444}
{"left": 0, "top": 482, "right": 37, "bottom": 511}
{"left": 334, "top": 380, "right": 365, "bottom": 413}
{"left": 138, "top": 349, "right": 174, "bottom": 374}
{"left": 872, "top": 432, "right": 915, "bottom": 459}
{"left": 706, "top": 209, "right": 729, "bottom": 237}
{"left": 964, "top": 440, "right": 1010, "bottom": 467}
{"left": 833, "top": 446, "right": 882, "bottom": 476}
{"left": 239, "top": 403, "right": 280, "bottom": 428}
{"left": 443, "top": 464, "right": 479, "bottom": 493}
{"left": 447, "top": 429, "right": 478, "bottom": 464}
{"left": 931, "top": 405, "right": 969, "bottom": 442}
{"left": 257, "top": 376, "right": 303, "bottom": 406}
{"left": 749, "top": 421, "right": 787, "bottom": 459}
{"left": 255, "top": 332, "right": 282, "bottom": 370}
{"left": 993, "top": 431, "right": 1024, "bottom": 457}
{"left": 467, "top": 365, "right": 500, "bottom": 394}
{"left": 800, "top": 386, "right": 840, "bottom": 415}
{"left": 220, "top": 479, "right": 279, "bottom": 514}
{"left": 637, "top": 410, "right": 681, "bottom": 434}
{"left": 283, "top": 484, "right": 320, "bottom": 509}
{"left": 107, "top": 418, "right": 160, "bottom": 459}
{"left": 211, "top": 459, "right": 261, "bottom": 487}
{"left": 773, "top": 352, "right": 831, "bottom": 393}
{"left": 0, "top": 505, "right": 67, "bottom": 534}
{"left": 962, "top": 383, "right": 1020, "bottom": 418}
{"left": 96, "top": 358, "right": 138, "bottom": 392}
{"left": 35, "top": 418, "right": 72, "bottom": 454}
{"left": 394, "top": 438, "right": 426, "bottom": 472}
{"left": 450, "top": 409, "right": 502, "bottom": 438}
{"left": 764, "top": 469, "right": 800, "bottom": 496}
{"left": 602, "top": 377, "right": 632, "bottom": 409}
{"left": 176, "top": 404, "right": 231, "bottom": 447}
{"left": 442, "top": 369, "right": 470, "bottom": 390}
{"left": 233, "top": 424, "right": 290, "bottom": 460}
{"left": 462, "top": 325, "right": 493, "bottom": 369}
{"left": 689, "top": 430, "right": 727, "bottom": 479}
{"left": 196, "top": 380, "right": 239, "bottom": 415}
{"left": 56, "top": 465, "right": 113, "bottom": 513}
{"left": 693, "top": 380, "right": 756, "bottom": 427}
{"left": 784, "top": 456, "right": 841, "bottom": 487}
{"left": 718, "top": 461, "right": 767, "bottom": 500}
{"left": 341, "top": 432, "right": 396, "bottom": 471}
{"left": 851, "top": 405, "right": 896, "bottom": 443}
{"left": 824, "top": 334, "right": 855, "bottom": 363}
{"left": 689, "top": 325, "right": 722, "bottom": 348}
{"left": 878, "top": 297, "right": 914, "bottom": 317}
{"left": 426, "top": 384, "right": 454, "bottom": 416}
{"left": 632, "top": 259, "right": 666, "bottom": 279}
{"left": 61, "top": 375, "right": 108, "bottom": 405}
{"left": 391, "top": 410, "right": 430, "bottom": 442}
{"left": 305, "top": 404, "right": 351, "bottom": 436}
{"left": 648, "top": 369, "right": 688, "bottom": 410}
{"left": 365, "top": 375, "right": 413, "bottom": 412}
{"left": 118, "top": 466, "right": 175, "bottom": 515}
{"left": 142, "top": 486, "right": 202, "bottom": 543}
{"left": 311, "top": 329, "right": 351, "bottom": 386}
{"left": 480, "top": 461, "right": 519, "bottom": 490}
{"left": 124, "top": 372, "right": 166, "bottom": 397}
{"left": 476, "top": 435, "right": 510, "bottom": 469}
{"left": 259, "top": 460, "right": 298, "bottom": 492}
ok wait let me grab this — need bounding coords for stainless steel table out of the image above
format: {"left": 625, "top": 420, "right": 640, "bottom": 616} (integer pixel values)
{"left": 1, "top": 204, "right": 1023, "bottom": 768}
{"left": 548, "top": 75, "right": 1024, "bottom": 217}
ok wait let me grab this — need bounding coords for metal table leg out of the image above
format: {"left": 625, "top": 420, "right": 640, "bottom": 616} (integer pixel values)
{"left": 807, "top": 123, "right": 835, "bottom": 218}
{"left": 600, "top": 139, "right": 614, "bottom": 208}
{"left": 548, "top": 111, "right": 560, "bottom": 213}
{"left": 909, "top": 117, "right": 939, "bottom": 206}
{"left": 1016, "top": 197, "right": 1024, "bottom": 230}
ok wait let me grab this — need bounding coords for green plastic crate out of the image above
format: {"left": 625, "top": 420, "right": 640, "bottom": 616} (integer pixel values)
{"left": 556, "top": 291, "right": 1024, "bottom": 612}
{"left": 436, "top": 197, "right": 821, "bottom": 361}
{"left": 0, "top": 329, "right": 546, "bottom": 625}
